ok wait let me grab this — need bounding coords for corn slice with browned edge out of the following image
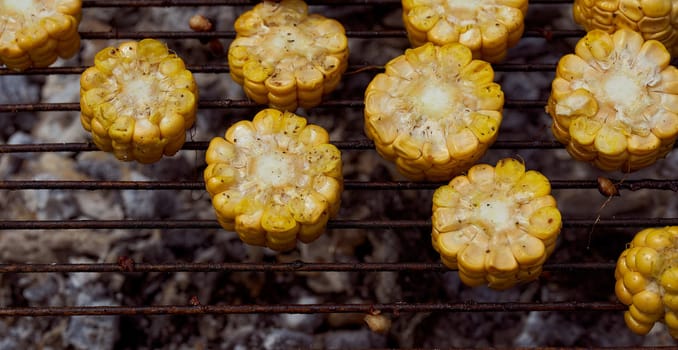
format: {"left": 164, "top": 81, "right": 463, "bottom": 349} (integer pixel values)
{"left": 364, "top": 42, "right": 503, "bottom": 181}
{"left": 615, "top": 226, "right": 678, "bottom": 338}
{"left": 432, "top": 158, "right": 562, "bottom": 290}
{"left": 80, "top": 39, "right": 198, "bottom": 163}
{"left": 401, "top": 0, "right": 528, "bottom": 63}
{"left": 228, "top": 0, "right": 349, "bottom": 111}
{"left": 546, "top": 29, "right": 678, "bottom": 172}
{"left": 573, "top": 0, "right": 678, "bottom": 57}
{"left": 0, "top": 0, "right": 82, "bottom": 71}
{"left": 204, "top": 108, "right": 343, "bottom": 251}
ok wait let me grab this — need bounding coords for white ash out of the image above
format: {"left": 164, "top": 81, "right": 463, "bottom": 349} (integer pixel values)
{"left": 0, "top": 75, "right": 40, "bottom": 143}
{"left": 278, "top": 293, "right": 324, "bottom": 333}
{"left": 22, "top": 176, "right": 79, "bottom": 221}
{"left": 319, "top": 329, "right": 388, "bottom": 349}
{"left": 514, "top": 312, "right": 585, "bottom": 347}
{"left": 120, "top": 171, "right": 178, "bottom": 220}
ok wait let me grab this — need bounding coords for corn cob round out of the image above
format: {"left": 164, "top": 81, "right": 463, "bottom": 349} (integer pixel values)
{"left": 228, "top": 0, "right": 349, "bottom": 112}
{"left": 364, "top": 42, "right": 503, "bottom": 181}
{"left": 546, "top": 29, "right": 678, "bottom": 172}
{"left": 401, "top": 0, "right": 528, "bottom": 63}
{"left": 615, "top": 226, "right": 678, "bottom": 338}
{"left": 573, "top": 0, "right": 678, "bottom": 57}
{"left": 0, "top": 0, "right": 82, "bottom": 71}
{"left": 204, "top": 108, "right": 343, "bottom": 251}
{"left": 432, "top": 158, "right": 562, "bottom": 290}
{"left": 80, "top": 39, "right": 198, "bottom": 164}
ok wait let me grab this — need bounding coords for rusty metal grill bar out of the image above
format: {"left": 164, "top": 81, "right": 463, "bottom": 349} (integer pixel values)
{"left": 70, "top": 29, "right": 584, "bottom": 40}
{"left": 0, "top": 99, "right": 547, "bottom": 113}
{"left": 1, "top": 179, "right": 677, "bottom": 191}
{"left": 1, "top": 218, "right": 677, "bottom": 230}
{"left": 0, "top": 262, "right": 613, "bottom": 273}
{"left": 0, "top": 63, "right": 557, "bottom": 76}
{"left": 0, "top": 140, "right": 569, "bottom": 153}
{"left": 0, "top": 301, "right": 627, "bottom": 317}
{"left": 82, "top": 0, "right": 573, "bottom": 7}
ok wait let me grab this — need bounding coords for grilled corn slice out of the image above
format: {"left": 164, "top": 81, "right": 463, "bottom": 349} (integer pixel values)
{"left": 401, "top": 0, "right": 528, "bottom": 63}
{"left": 228, "top": 0, "right": 349, "bottom": 111}
{"left": 432, "top": 158, "right": 561, "bottom": 290}
{"left": 80, "top": 39, "right": 198, "bottom": 164}
{"left": 204, "top": 108, "right": 343, "bottom": 251}
{"left": 0, "top": 0, "right": 82, "bottom": 71}
{"left": 364, "top": 42, "right": 503, "bottom": 181}
{"left": 615, "top": 226, "right": 678, "bottom": 338}
{"left": 573, "top": 0, "right": 678, "bottom": 57}
{"left": 546, "top": 29, "right": 678, "bottom": 172}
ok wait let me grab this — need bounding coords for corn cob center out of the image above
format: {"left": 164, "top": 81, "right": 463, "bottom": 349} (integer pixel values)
{"left": 231, "top": 132, "right": 310, "bottom": 204}
{"left": 97, "top": 60, "right": 178, "bottom": 120}
{"left": 570, "top": 49, "right": 659, "bottom": 134}
{"left": 269, "top": 26, "right": 315, "bottom": 61}
{"left": 466, "top": 185, "right": 522, "bottom": 235}
{"left": 400, "top": 73, "right": 472, "bottom": 144}
{"left": 118, "top": 76, "right": 160, "bottom": 117}
{"left": 602, "top": 73, "right": 643, "bottom": 110}
{"left": 253, "top": 153, "right": 295, "bottom": 187}
{"left": 416, "top": 83, "right": 457, "bottom": 119}
{"left": 477, "top": 198, "right": 512, "bottom": 232}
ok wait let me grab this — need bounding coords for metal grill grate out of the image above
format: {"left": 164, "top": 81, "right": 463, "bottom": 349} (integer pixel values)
{"left": 1, "top": 0, "right": 678, "bottom": 348}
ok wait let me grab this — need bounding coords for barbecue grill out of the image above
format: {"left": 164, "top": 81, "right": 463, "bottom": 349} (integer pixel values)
{"left": 1, "top": 0, "right": 678, "bottom": 348}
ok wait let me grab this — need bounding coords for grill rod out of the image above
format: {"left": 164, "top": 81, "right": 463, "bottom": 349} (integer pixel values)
{"left": 82, "top": 0, "right": 573, "bottom": 7}
{"left": 0, "top": 261, "right": 613, "bottom": 273}
{"left": 0, "top": 63, "right": 557, "bottom": 75}
{"left": 1, "top": 179, "right": 677, "bottom": 191}
{"left": 1, "top": 218, "right": 677, "bottom": 230}
{"left": 4, "top": 139, "right": 677, "bottom": 151}
{"left": 0, "top": 301, "right": 627, "bottom": 317}
{"left": 0, "top": 140, "right": 568, "bottom": 153}
{"left": 0, "top": 99, "right": 547, "bottom": 112}
{"left": 74, "top": 29, "right": 582, "bottom": 40}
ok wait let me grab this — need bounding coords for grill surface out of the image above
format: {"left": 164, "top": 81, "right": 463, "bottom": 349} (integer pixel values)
{"left": 1, "top": 0, "right": 678, "bottom": 348}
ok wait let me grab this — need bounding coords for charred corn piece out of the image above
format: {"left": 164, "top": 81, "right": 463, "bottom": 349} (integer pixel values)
{"left": 401, "top": 0, "right": 527, "bottom": 63}
{"left": 228, "top": 0, "right": 349, "bottom": 111}
{"left": 0, "top": 0, "right": 82, "bottom": 70}
{"left": 432, "top": 158, "right": 561, "bottom": 290}
{"left": 80, "top": 39, "right": 198, "bottom": 163}
{"left": 546, "top": 29, "right": 678, "bottom": 172}
{"left": 204, "top": 108, "right": 343, "bottom": 251}
{"left": 364, "top": 42, "right": 503, "bottom": 181}
{"left": 574, "top": 0, "right": 678, "bottom": 57}
{"left": 615, "top": 226, "right": 678, "bottom": 337}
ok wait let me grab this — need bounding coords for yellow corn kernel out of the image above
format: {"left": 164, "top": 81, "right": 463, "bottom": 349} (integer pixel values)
{"left": 228, "top": 0, "right": 348, "bottom": 111}
{"left": 624, "top": 310, "right": 653, "bottom": 335}
{"left": 79, "top": 39, "right": 198, "bottom": 163}
{"left": 662, "top": 267, "right": 678, "bottom": 293}
{"left": 364, "top": 43, "right": 503, "bottom": 181}
{"left": 573, "top": 0, "right": 678, "bottom": 57}
{"left": 402, "top": 0, "right": 527, "bottom": 63}
{"left": 615, "top": 226, "right": 678, "bottom": 338}
{"left": 204, "top": 109, "right": 343, "bottom": 251}
{"left": 431, "top": 158, "right": 561, "bottom": 290}
{"left": 547, "top": 29, "right": 678, "bottom": 172}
